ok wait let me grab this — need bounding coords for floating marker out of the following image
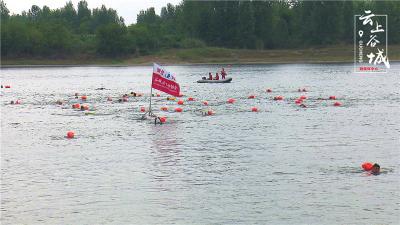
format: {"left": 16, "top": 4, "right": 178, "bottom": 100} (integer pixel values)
{"left": 227, "top": 98, "right": 236, "bottom": 104}
{"left": 175, "top": 107, "right": 183, "bottom": 112}
{"left": 266, "top": 88, "right": 272, "bottom": 93}
{"left": 67, "top": 131, "right": 75, "bottom": 139}
{"left": 362, "top": 162, "right": 373, "bottom": 171}
{"left": 333, "top": 102, "right": 342, "bottom": 107}
{"left": 140, "top": 106, "right": 146, "bottom": 112}
{"left": 273, "top": 96, "right": 283, "bottom": 101}
{"left": 81, "top": 96, "right": 87, "bottom": 100}
{"left": 203, "top": 101, "right": 209, "bottom": 106}
{"left": 177, "top": 99, "right": 184, "bottom": 105}
{"left": 161, "top": 106, "right": 168, "bottom": 111}
{"left": 188, "top": 97, "right": 195, "bottom": 101}
{"left": 248, "top": 95, "right": 256, "bottom": 99}
{"left": 251, "top": 107, "right": 259, "bottom": 112}
{"left": 329, "top": 96, "right": 336, "bottom": 100}
{"left": 159, "top": 117, "right": 167, "bottom": 123}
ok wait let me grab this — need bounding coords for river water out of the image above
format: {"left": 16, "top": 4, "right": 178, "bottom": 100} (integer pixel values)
{"left": 1, "top": 63, "right": 399, "bottom": 224}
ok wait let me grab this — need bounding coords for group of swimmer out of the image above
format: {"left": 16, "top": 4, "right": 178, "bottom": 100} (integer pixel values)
{"left": 206, "top": 68, "right": 228, "bottom": 80}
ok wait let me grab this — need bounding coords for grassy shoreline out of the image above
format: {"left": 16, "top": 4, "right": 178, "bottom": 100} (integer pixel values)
{"left": 2, "top": 45, "right": 400, "bottom": 67}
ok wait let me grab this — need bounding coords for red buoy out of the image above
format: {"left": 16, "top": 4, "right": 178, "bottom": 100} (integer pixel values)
{"left": 329, "top": 96, "right": 336, "bottom": 100}
{"left": 5, "top": 85, "right": 11, "bottom": 88}
{"left": 67, "top": 131, "right": 75, "bottom": 139}
{"left": 248, "top": 95, "right": 256, "bottom": 99}
{"left": 159, "top": 117, "right": 167, "bottom": 123}
{"left": 266, "top": 88, "right": 272, "bottom": 93}
{"left": 83, "top": 105, "right": 89, "bottom": 110}
{"left": 207, "top": 110, "right": 214, "bottom": 115}
{"left": 251, "top": 107, "right": 258, "bottom": 112}
{"left": 140, "top": 106, "right": 146, "bottom": 112}
{"left": 161, "top": 106, "right": 168, "bottom": 111}
{"left": 156, "top": 93, "right": 161, "bottom": 97}
{"left": 188, "top": 97, "right": 195, "bottom": 101}
{"left": 300, "top": 95, "right": 307, "bottom": 100}
{"left": 295, "top": 99, "right": 303, "bottom": 104}
{"left": 177, "top": 99, "right": 184, "bottom": 105}
{"left": 72, "top": 103, "right": 80, "bottom": 109}
{"left": 362, "top": 162, "right": 373, "bottom": 171}
{"left": 333, "top": 102, "right": 342, "bottom": 107}
{"left": 274, "top": 96, "right": 283, "bottom": 101}
{"left": 175, "top": 107, "right": 183, "bottom": 112}
{"left": 227, "top": 98, "right": 236, "bottom": 104}
{"left": 203, "top": 101, "right": 209, "bottom": 106}
{"left": 81, "top": 96, "right": 87, "bottom": 100}
{"left": 122, "top": 97, "right": 128, "bottom": 102}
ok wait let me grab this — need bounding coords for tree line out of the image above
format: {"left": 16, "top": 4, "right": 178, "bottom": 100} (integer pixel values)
{"left": 1, "top": 0, "right": 399, "bottom": 58}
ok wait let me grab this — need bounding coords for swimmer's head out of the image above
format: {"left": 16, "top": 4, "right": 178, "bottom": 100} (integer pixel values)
{"left": 371, "top": 163, "right": 380, "bottom": 175}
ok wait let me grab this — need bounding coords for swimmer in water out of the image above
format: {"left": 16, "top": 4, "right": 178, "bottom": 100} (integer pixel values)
{"left": 370, "top": 163, "right": 380, "bottom": 175}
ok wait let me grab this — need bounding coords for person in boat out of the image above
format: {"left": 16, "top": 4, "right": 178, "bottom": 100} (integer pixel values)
{"left": 208, "top": 72, "right": 213, "bottom": 80}
{"left": 215, "top": 73, "right": 220, "bottom": 80}
{"left": 370, "top": 163, "right": 380, "bottom": 175}
{"left": 221, "top": 68, "right": 227, "bottom": 80}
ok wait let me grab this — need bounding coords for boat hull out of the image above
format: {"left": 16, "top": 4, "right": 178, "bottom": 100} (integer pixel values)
{"left": 197, "top": 77, "right": 232, "bottom": 83}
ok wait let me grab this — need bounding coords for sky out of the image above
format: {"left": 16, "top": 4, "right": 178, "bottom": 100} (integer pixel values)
{"left": 4, "top": 0, "right": 182, "bottom": 25}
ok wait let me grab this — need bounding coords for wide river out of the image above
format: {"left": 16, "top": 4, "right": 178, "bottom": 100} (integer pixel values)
{"left": 1, "top": 63, "right": 399, "bottom": 224}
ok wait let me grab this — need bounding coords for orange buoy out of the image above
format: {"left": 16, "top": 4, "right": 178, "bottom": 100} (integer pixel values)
{"left": 81, "top": 96, "right": 87, "bottom": 100}
{"left": 300, "top": 95, "right": 307, "bottom": 100}
{"left": 161, "top": 106, "right": 168, "bottom": 111}
{"left": 175, "top": 107, "right": 183, "bottom": 112}
{"left": 227, "top": 98, "right": 236, "bottom": 104}
{"left": 67, "top": 131, "right": 75, "bottom": 139}
{"left": 362, "top": 162, "right": 373, "bottom": 171}
{"left": 177, "top": 99, "right": 184, "bottom": 105}
{"left": 159, "top": 117, "right": 167, "bottom": 123}
{"left": 333, "top": 102, "right": 342, "bottom": 107}
{"left": 248, "top": 95, "right": 256, "bottom": 99}
{"left": 251, "top": 107, "right": 258, "bottom": 112}
{"left": 203, "top": 101, "right": 209, "bottom": 106}
{"left": 72, "top": 103, "right": 80, "bottom": 109}
{"left": 140, "top": 106, "right": 146, "bottom": 112}
{"left": 329, "top": 96, "right": 336, "bottom": 100}
{"left": 188, "top": 97, "right": 195, "bottom": 101}
{"left": 266, "top": 88, "right": 272, "bottom": 93}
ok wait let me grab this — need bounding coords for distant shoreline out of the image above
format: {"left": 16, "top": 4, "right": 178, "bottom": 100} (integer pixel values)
{"left": 2, "top": 45, "right": 399, "bottom": 67}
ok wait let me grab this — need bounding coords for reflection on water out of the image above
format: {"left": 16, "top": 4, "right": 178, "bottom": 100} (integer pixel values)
{"left": 1, "top": 63, "right": 400, "bottom": 224}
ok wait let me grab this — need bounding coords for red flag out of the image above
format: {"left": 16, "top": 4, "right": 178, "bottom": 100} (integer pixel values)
{"left": 151, "top": 63, "right": 180, "bottom": 97}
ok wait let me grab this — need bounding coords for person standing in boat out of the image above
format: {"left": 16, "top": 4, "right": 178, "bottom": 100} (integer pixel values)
{"left": 215, "top": 72, "right": 220, "bottom": 80}
{"left": 221, "top": 68, "right": 227, "bottom": 80}
{"left": 208, "top": 72, "right": 213, "bottom": 80}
